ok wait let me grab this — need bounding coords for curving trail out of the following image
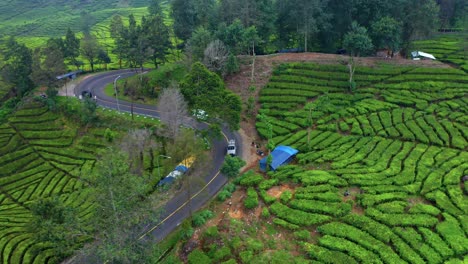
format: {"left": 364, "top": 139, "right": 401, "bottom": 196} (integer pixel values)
{"left": 75, "top": 69, "right": 243, "bottom": 242}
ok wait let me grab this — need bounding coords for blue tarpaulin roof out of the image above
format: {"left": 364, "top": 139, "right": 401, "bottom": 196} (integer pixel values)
{"left": 259, "top": 146, "right": 298, "bottom": 171}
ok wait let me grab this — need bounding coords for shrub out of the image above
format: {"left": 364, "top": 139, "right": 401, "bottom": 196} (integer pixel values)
{"left": 218, "top": 187, "right": 234, "bottom": 201}
{"left": 259, "top": 189, "right": 277, "bottom": 204}
{"left": 272, "top": 218, "right": 299, "bottom": 230}
{"left": 188, "top": 249, "right": 211, "bottom": 264}
{"left": 221, "top": 156, "right": 246, "bottom": 178}
{"left": 104, "top": 128, "right": 116, "bottom": 142}
{"left": 294, "top": 230, "right": 311, "bottom": 241}
{"left": 246, "top": 238, "right": 264, "bottom": 252}
{"left": 203, "top": 226, "right": 219, "bottom": 238}
{"left": 244, "top": 187, "right": 259, "bottom": 209}
{"left": 261, "top": 207, "right": 270, "bottom": 218}
{"left": 270, "top": 202, "right": 331, "bottom": 226}
{"left": 280, "top": 190, "right": 293, "bottom": 203}
{"left": 213, "top": 246, "right": 231, "bottom": 261}
{"left": 192, "top": 210, "right": 214, "bottom": 227}
{"left": 217, "top": 183, "right": 237, "bottom": 201}
{"left": 239, "top": 171, "right": 264, "bottom": 186}
{"left": 239, "top": 250, "right": 254, "bottom": 263}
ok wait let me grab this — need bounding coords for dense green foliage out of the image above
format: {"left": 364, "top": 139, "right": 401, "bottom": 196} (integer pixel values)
{"left": 0, "top": 100, "right": 103, "bottom": 263}
{"left": 0, "top": 0, "right": 152, "bottom": 37}
{"left": 180, "top": 62, "right": 242, "bottom": 129}
{"left": 412, "top": 32, "right": 467, "bottom": 72}
{"left": 254, "top": 62, "right": 467, "bottom": 262}
{"left": 184, "top": 61, "right": 467, "bottom": 263}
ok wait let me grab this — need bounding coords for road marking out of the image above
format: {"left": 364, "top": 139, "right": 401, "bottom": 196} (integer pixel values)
{"left": 138, "top": 169, "right": 223, "bottom": 240}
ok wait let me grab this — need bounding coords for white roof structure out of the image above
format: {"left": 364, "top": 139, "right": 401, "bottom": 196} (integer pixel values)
{"left": 411, "top": 51, "right": 436, "bottom": 60}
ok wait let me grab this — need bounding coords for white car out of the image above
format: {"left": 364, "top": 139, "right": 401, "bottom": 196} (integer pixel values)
{"left": 192, "top": 109, "right": 208, "bottom": 121}
{"left": 227, "top": 139, "right": 236, "bottom": 156}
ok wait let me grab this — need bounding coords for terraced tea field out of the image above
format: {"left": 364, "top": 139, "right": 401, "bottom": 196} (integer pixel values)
{"left": 412, "top": 32, "right": 467, "bottom": 72}
{"left": 0, "top": 100, "right": 106, "bottom": 263}
{"left": 251, "top": 62, "right": 468, "bottom": 263}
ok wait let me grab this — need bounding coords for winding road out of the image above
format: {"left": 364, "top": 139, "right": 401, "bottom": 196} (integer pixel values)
{"left": 74, "top": 69, "right": 243, "bottom": 242}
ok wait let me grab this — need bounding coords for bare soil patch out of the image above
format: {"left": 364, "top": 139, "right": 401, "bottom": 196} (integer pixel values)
{"left": 267, "top": 184, "right": 295, "bottom": 198}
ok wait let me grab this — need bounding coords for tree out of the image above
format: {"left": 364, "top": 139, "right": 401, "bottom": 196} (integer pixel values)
{"left": 167, "top": 128, "right": 209, "bottom": 221}
{"left": 120, "top": 129, "right": 155, "bottom": 175}
{"left": 43, "top": 37, "right": 67, "bottom": 86}
{"left": 225, "top": 52, "right": 239, "bottom": 76}
{"left": 96, "top": 49, "right": 111, "bottom": 70}
{"left": 109, "top": 15, "right": 126, "bottom": 69}
{"left": 221, "top": 92, "right": 242, "bottom": 130}
{"left": 80, "top": 34, "right": 101, "bottom": 72}
{"left": 276, "top": 0, "right": 328, "bottom": 51}
{"left": 142, "top": 12, "right": 172, "bottom": 68}
{"left": 193, "top": 0, "right": 217, "bottom": 29}
{"left": 342, "top": 22, "right": 373, "bottom": 92}
{"left": 203, "top": 39, "right": 229, "bottom": 75}
{"left": 180, "top": 62, "right": 224, "bottom": 110}
{"left": 171, "top": 0, "right": 196, "bottom": 42}
{"left": 80, "top": 97, "right": 98, "bottom": 124}
{"left": 243, "top": 26, "right": 260, "bottom": 81}
{"left": 400, "top": 0, "right": 439, "bottom": 51}
{"left": 157, "top": 86, "right": 188, "bottom": 140}
{"left": 1, "top": 37, "right": 34, "bottom": 97}
{"left": 76, "top": 148, "right": 160, "bottom": 264}
{"left": 186, "top": 27, "right": 214, "bottom": 62}
{"left": 30, "top": 48, "right": 48, "bottom": 87}
{"left": 123, "top": 77, "right": 142, "bottom": 119}
{"left": 180, "top": 62, "right": 242, "bottom": 130}
{"left": 217, "top": 19, "right": 246, "bottom": 54}
{"left": 221, "top": 155, "right": 246, "bottom": 178}
{"left": 371, "top": 16, "right": 402, "bottom": 56}
{"left": 28, "top": 197, "right": 86, "bottom": 262}
{"left": 64, "top": 28, "right": 81, "bottom": 69}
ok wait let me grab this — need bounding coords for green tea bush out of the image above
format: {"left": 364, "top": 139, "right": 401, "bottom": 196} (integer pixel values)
{"left": 188, "top": 249, "right": 211, "bottom": 264}
{"left": 294, "top": 230, "right": 311, "bottom": 241}
{"left": 239, "top": 172, "right": 264, "bottom": 187}
{"left": 261, "top": 207, "right": 270, "bottom": 218}
{"left": 270, "top": 202, "right": 331, "bottom": 226}
{"left": 244, "top": 187, "right": 259, "bottom": 209}
{"left": 280, "top": 190, "right": 292, "bottom": 203}
{"left": 192, "top": 210, "right": 214, "bottom": 227}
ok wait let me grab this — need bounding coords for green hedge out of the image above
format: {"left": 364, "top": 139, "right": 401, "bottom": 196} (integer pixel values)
{"left": 244, "top": 187, "right": 259, "bottom": 209}
{"left": 318, "top": 235, "right": 383, "bottom": 263}
{"left": 302, "top": 242, "right": 358, "bottom": 264}
{"left": 318, "top": 222, "right": 404, "bottom": 263}
{"left": 270, "top": 202, "right": 331, "bottom": 226}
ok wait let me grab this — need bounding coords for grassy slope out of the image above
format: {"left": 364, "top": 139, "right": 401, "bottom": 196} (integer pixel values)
{"left": 0, "top": 97, "right": 167, "bottom": 263}
{"left": 0, "top": 0, "right": 151, "bottom": 38}
{"left": 172, "top": 61, "right": 468, "bottom": 263}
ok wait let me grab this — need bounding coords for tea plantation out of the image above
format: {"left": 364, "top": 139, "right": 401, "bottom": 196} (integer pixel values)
{"left": 250, "top": 62, "right": 467, "bottom": 263}
{"left": 0, "top": 100, "right": 105, "bottom": 263}
{"left": 411, "top": 32, "right": 467, "bottom": 72}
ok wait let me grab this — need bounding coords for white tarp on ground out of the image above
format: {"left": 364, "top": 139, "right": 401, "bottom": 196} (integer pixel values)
{"left": 411, "top": 51, "right": 436, "bottom": 60}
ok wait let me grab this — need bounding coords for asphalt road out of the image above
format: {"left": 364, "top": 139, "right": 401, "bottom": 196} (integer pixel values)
{"left": 75, "top": 69, "right": 243, "bottom": 243}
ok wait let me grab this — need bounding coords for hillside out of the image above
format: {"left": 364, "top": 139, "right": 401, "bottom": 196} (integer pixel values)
{"left": 0, "top": 0, "right": 151, "bottom": 38}
{"left": 174, "top": 60, "right": 468, "bottom": 263}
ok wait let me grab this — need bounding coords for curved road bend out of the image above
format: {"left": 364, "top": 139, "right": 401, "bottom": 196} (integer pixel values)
{"left": 75, "top": 69, "right": 243, "bottom": 242}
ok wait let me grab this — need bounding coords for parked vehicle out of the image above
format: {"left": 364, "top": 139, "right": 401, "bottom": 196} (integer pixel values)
{"left": 227, "top": 139, "right": 236, "bottom": 156}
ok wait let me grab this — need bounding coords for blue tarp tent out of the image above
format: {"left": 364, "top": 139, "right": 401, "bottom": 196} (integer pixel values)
{"left": 157, "top": 165, "right": 189, "bottom": 186}
{"left": 259, "top": 146, "right": 298, "bottom": 171}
